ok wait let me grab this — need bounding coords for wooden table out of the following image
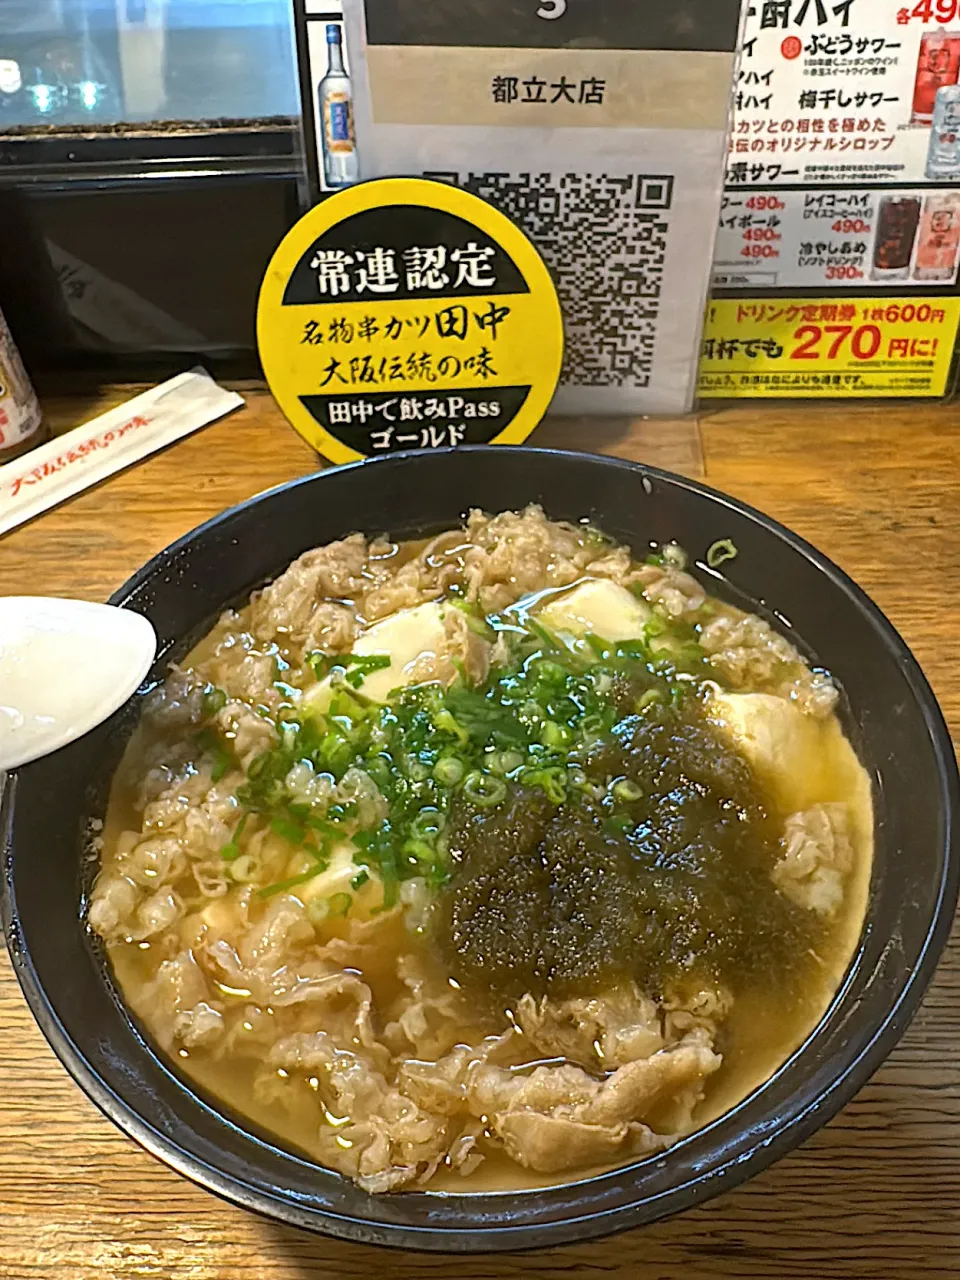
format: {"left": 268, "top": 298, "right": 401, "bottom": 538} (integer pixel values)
{"left": 2, "top": 390, "right": 959, "bottom": 1280}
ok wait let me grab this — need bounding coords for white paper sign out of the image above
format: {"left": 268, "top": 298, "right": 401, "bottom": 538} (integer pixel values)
{"left": 294, "top": 0, "right": 746, "bottom": 417}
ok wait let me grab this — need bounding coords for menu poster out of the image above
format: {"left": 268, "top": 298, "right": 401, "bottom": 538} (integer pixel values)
{"left": 713, "top": 1, "right": 960, "bottom": 294}
{"left": 294, "top": 0, "right": 746, "bottom": 418}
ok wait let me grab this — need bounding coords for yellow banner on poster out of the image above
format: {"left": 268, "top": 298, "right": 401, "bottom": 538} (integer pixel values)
{"left": 698, "top": 298, "right": 960, "bottom": 399}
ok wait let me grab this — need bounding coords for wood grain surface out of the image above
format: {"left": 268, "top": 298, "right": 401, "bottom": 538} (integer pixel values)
{"left": 2, "top": 390, "right": 959, "bottom": 1280}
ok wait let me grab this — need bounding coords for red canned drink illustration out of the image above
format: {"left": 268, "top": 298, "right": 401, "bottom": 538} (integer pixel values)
{"left": 912, "top": 30, "right": 960, "bottom": 125}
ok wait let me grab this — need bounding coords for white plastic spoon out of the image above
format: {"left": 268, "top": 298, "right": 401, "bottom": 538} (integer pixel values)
{"left": 0, "top": 597, "right": 157, "bottom": 770}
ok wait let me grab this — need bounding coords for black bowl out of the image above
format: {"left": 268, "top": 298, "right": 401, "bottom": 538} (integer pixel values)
{"left": 3, "top": 447, "right": 958, "bottom": 1251}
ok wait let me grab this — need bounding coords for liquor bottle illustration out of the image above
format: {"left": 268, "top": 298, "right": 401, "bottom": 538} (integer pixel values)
{"left": 915, "top": 192, "right": 960, "bottom": 282}
{"left": 926, "top": 84, "right": 960, "bottom": 179}
{"left": 318, "top": 24, "right": 359, "bottom": 190}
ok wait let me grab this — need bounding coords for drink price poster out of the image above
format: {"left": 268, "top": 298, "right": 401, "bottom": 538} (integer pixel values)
{"left": 702, "top": 0, "right": 960, "bottom": 399}
{"left": 292, "top": 0, "right": 746, "bottom": 419}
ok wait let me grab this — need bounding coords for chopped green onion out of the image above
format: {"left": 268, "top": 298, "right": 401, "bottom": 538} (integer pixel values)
{"left": 433, "top": 706, "right": 469, "bottom": 746}
{"left": 488, "top": 749, "right": 525, "bottom": 776}
{"left": 591, "top": 671, "right": 614, "bottom": 697}
{"left": 461, "top": 771, "right": 507, "bottom": 808}
{"left": 604, "top": 814, "right": 636, "bottom": 836}
{"left": 582, "top": 525, "right": 613, "bottom": 548}
{"left": 246, "top": 752, "right": 270, "bottom": 781}
{"left": 307, "top": 651, "right": 392, "bottom": 689}
{"left": 196, "top": 728, "right": 234, "bottom": 784}
{"left": 306, "top": 651, "right": 333, "bottom": 679}
{"left": 636, "top": 689, "right": 664, "bottom": 712}
{"left": 584, "top": 634, "right": 610, "bottom": 660}
{"left": 644, "top": 615, "right": 667, "bottom": 641}
{"left": 410, "top": 808, "right": 445, "bottom": 840}
{"left": 204, "top": 538, "right": 733, "bottom": 917}
{"left": 433, "top": 756, "right": 466, "bottom": 787}
{"left": 329, "top": 689, "right": 370, "bottom": 722}
{"left": 612, "top": 778, "right": 644, "bottom": 803}
{"left": 402, "top": 838, "right": 439, "bottom": 865}
{"left": 534, "top": 659, "right": 568, "bottom": 684}
{"left": 405, "top": 758, "right": 430, "bottom": 782}
{"left": 519, "top": 699, "right": 544, "bottom": 725}
{"left": 271, "top": 817, "right": 305, "bottom": 845}
{"left": 525, "top": 617, "right": 568, "bottom": 656}
{"left": 258, "top": 869, "right": 324, "bottom": 900}
{"left": 379, "top": 857, "right": 400, "bottom": 909}
{"left": 304, "top": 813, "right": 339, "bottom": 835}
{"left": 539, "top": 721, "right": 572, "bottom": 750}
{"left": 615, "top": 639, "right": 648, "bottom": 662}
{"left": 202, "top": 687, "right": 228, "bottom": 718}
{"left": 344, "top": 655, "right": 391, "bottom": 689}
{"left": 706, "top": 538, "right": 738, "bottom": 570}
{"left": 519, "top": 765, "right": 566, "bottom": 805}
{"left": 449, "top": 598, "right": 496, "bottom": 640}
{"left": 230, "top": 854, "right": 258, "bottom": 883}
{"left": 220, "top": 812, "right": 249, "bottom": 862}
{"left": 318, "top": 728, "right": 354, "bottom": 774}
{"left": 327, "top": 800, "right": 358, "bottom": 822}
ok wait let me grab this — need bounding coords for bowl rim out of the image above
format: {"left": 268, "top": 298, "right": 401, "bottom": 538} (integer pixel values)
{"left": 3, "top": 444, "right": 958, "bottom": 1252}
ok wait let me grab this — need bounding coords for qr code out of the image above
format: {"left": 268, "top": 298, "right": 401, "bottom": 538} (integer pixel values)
{"left": 426, "top": 171, "right": 673, "bottom": 388}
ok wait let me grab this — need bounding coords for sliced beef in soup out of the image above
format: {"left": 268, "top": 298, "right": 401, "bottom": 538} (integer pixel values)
{"left": 88, "top": 506, "right": 872, "bottom": 1193}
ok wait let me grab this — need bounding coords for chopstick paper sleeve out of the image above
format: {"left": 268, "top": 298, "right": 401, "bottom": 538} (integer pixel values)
{"left": 0, "top": 368, "right": 244, "bottom": 538}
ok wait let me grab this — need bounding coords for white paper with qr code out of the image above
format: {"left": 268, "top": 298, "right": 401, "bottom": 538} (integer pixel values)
{"left": 0, "top": 369, "right": 244, "bottom": 539}
{"left": 302, "top": 0, "right": 745, "bottom": 417}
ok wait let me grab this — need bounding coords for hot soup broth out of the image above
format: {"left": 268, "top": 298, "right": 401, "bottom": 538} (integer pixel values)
{"left": 89, "top": 508, "right": 872, "bottom": 1193}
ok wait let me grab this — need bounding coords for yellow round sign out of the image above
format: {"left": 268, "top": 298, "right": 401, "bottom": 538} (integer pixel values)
{"left": 257, "top": 177, "right": 564, "bottom": 464}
